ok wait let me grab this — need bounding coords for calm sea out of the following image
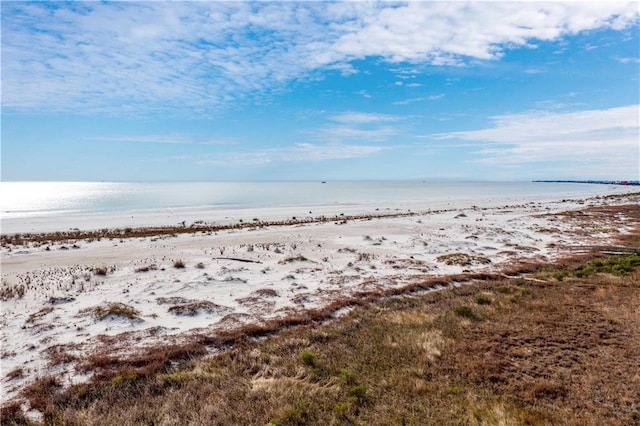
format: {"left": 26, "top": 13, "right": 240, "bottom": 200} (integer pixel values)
{"left": 0, "top": 181, "right": 623, "bottom": 220}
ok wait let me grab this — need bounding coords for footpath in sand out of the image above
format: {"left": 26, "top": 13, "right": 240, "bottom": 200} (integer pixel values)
{"left": 1, "top": 191, "right": 638, "bottom": 405}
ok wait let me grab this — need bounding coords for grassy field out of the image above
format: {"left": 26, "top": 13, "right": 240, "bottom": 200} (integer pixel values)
{"left": 3, "top": 202, "right": 640, "bottom": 426}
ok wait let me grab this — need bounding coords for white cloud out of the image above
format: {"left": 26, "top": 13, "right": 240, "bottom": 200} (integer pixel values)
{"left": 614, "top": 56, "right": 640, "bottom": 64}
{"left": 309, "top": 126, "right": 398, "bottom": 142}
{"left": 2, "top": 2, "right": 638, "bottom": 115}
{"left": 330, "top": 2, "right": 639, "bottom": 62}
{"left": 354, "top": 90, "right": 372, "bottom": 98}
{"left": 329, "top": 111, "right": 400, "bottom": 124}
{"left": 435, "top": 105, "right": 640, "bottom": 177}
{"left": 85, "top": 134, "right": 235, "bottom": 145}
{"left": 196, "top": 143, "right": 389, "bottom": 167}
{"left": 392, "top": 97, "right": 425, "bottom": 106}
{"left": 305, "top": 111, "right": 403, "bottom": 142}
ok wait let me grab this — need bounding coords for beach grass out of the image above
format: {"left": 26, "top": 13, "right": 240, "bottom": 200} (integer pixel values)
{"left": 3, "top": 252, "right": 639, "bottom": 425}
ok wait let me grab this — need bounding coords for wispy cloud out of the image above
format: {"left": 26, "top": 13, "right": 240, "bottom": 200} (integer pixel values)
{"left": 304, "top": 111, "right": 403, "bottom": 143}
{"left": 393, "top": 94, "right": 444, "bottom": 105}
{"left": 353, "top": 90, "right": 372, "bottom": 99}
{"left": 2, "top": 2, "right": 638, "bottom": 115}
{"left": 309, "top": 126, "right": 398, "bottom": 143}
{"left": 329, "top": 112, "right": 400, "bottom": 124}
{"left": 196, "top": 143, "right": 389, "bottom": 167}
{"left": 613, "top": 56, "right": 640, "bottom": 64}
{"left": 85, "top": 134, "right": 235, "bottom": 145}
{"left": 392, "top": 98, "right": 426, "bottom": 106}
{"left": 524, "top": 68, "right": 545, "bottom": 74}
{"left": 434, "top": 105, "right": 640, "bottom": 177}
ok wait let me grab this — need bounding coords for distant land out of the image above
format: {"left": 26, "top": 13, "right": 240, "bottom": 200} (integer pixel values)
{"left": 534, "top": 180, "right": 640, "bottom": 186}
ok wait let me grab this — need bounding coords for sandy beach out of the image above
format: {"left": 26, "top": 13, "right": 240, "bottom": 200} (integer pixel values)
{"left": 1, "top": 190, "right": 639, "bottom": 409}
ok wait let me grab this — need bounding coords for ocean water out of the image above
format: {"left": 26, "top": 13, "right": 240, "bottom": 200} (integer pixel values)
{"left": 0, "top": 181, "right": 623, "bottom": 220}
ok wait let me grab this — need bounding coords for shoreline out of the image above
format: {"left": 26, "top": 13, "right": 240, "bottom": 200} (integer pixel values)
{"left": 1, "top": 191, "right": 639, "bottom": 409}
{"left": 2, "top": 184, "right": 636, "bottom": 235}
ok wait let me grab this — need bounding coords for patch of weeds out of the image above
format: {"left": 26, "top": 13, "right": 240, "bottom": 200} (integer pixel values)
{"left": 135, "top": 264, "right": 158, "bottom": 273}
{"left": 168, "top": 301, "right": 228, "bottom": 316}
{"left": 110, "top": 373, "right": 135, "bottom": 386}
{"left": 474, "top": 293, "right": 492, "bottom": 305}
{"left": 357, "top": 252, "right": 374, "bottom": 262}
{"left": 437, "top": 253, "right": 491, "bottom": 266}
{"left": 93, "top": 266, "right": 108, "bottom": 276}
{"left": 0, "top": 401, "right": 29, "bottom": 425}
{"left": 339, "top": 368, "right": 358, "bottom": 386}
{"left": 272, "top": 399, "right": 313, "bottom": 426}
{"left": 454, "top": 305, "right": 480, "bottom": 321}
{"left": 348, "top": 384, "right": 369, "bottom": 406}
{"left": 5, "top": 368, "right": 24, "bottom": 380}
{"left": 279, "top": 255, "right": 311, "bottom": 264}
{"left": 173, "top": 259, "right": 186, "bottom": 269}
{"left": 536, "top": 227, "right": 560, "bottom": 233}
{"left": 195, "top": 262, "right": 205, "bottom": 269}
{"left": 575, "top": 263, "right": 596, "bottom": 278}
{"left": 572, "top": 255, "right": 640, "bottom": 278}
{"left": 300, "top": 350, "right": 318, "bottom": 368}
{"left": 553, "top": 271, "right": 567, "bottom": 281}
{"left": 333, "top": 401, "right": 352, "bottom": 421}
{"left": 22, "top": 376, "right": 62, "bottom": 412}
{"left": 89, "top": 303, "right": 140, "bottom": 320}
{"left": 494, "top": 284, "right": 515, "bottom": 294}
{"left": 593, "top": 255, "right": 640, "bottom": 275}
{"left": 448, "top": 386, "right": 461, "bottom": 394}
{"left": 513, "top": 277, "right": 527, "bottom": 286}
{"left": 157, "top": 371, "right": 196, "bottom": 388}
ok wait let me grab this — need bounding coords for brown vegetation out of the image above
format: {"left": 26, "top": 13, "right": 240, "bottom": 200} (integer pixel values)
{"left": 0, "top": 211, "right": 425, "bottom": 247}
{"left": 83, "top": 303, "right": 141, "bottom": 321}
{"left": 437, "top": 252, "right": 492, "bottom": 266}
{"left": 3, "top": 252, "right": 639, "bottom": 425}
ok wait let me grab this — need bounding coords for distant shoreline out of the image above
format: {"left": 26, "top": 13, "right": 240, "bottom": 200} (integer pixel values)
{"left": 533, "top": 179, "right": 640, "bottom": 186}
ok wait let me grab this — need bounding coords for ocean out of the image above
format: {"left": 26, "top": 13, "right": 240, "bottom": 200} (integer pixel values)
{"left": 0, "top": 181, "right": 624, "bottom": 220}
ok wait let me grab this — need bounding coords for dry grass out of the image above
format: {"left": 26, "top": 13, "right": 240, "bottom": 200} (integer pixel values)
{"left": 0, "top": 211, "right": 421, "bottom": 247}
{"left": 4, "top": 253, "right": 639, "bottom": 425}
{"left": 168, "top": 301, "right": 228, "bottom": 316}
{"left": 437, "top": 252, "right": 492, "bottom": 266}
{"left": 135, "top": 264, "right": 158, "bottom": 273}
{"left": 83, "top": 303, "right": 141, "bottom": 321}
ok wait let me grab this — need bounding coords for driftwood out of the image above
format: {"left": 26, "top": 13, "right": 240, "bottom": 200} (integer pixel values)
{"left": 212, "top": 257, "right": 263, "bottom": 264}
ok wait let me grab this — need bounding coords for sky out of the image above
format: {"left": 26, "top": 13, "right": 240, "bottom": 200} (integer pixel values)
{"left": 1, "top": 1, "right": 639, "bottom": 182}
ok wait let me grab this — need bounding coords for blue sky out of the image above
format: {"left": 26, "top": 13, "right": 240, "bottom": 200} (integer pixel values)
{"left": 2, "top": 1, "right": 639, "bottom": 182}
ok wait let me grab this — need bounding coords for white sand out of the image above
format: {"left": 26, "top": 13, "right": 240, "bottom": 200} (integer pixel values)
{"left": 1, "top": 190, "right": 638, "bottom": 405}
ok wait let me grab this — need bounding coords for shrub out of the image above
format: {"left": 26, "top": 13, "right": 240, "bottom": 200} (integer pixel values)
{"left": 279, "top": 255, "right": 310, "bottom": 264}
{"left": 300, "top": 350, "right": 318, "bottom": 368}
{"left": 339, "top": 368, "right": 358, "bottom": 386}
{"left": 173, "top": 259, "right": 186, "bottom": 269}
{"left": 348, "top": 384, "right": 369, "bottom": 406}
{"left": 91, "top": 303, "right": 140, "bottom": 320}
{"left": 575, "top": 264, "right": 595, "bottom": 278}
{"left": 94, "top": 266, "right": 108, "bottom": 276}
{"left": 474, "top": 293, "right": 492, "bottom": 305}
{"left": 553, "top": 272, "right": 566, "bottom": 281}
{"left": 454, "top": 305, "right": 479, "bottom": 321}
